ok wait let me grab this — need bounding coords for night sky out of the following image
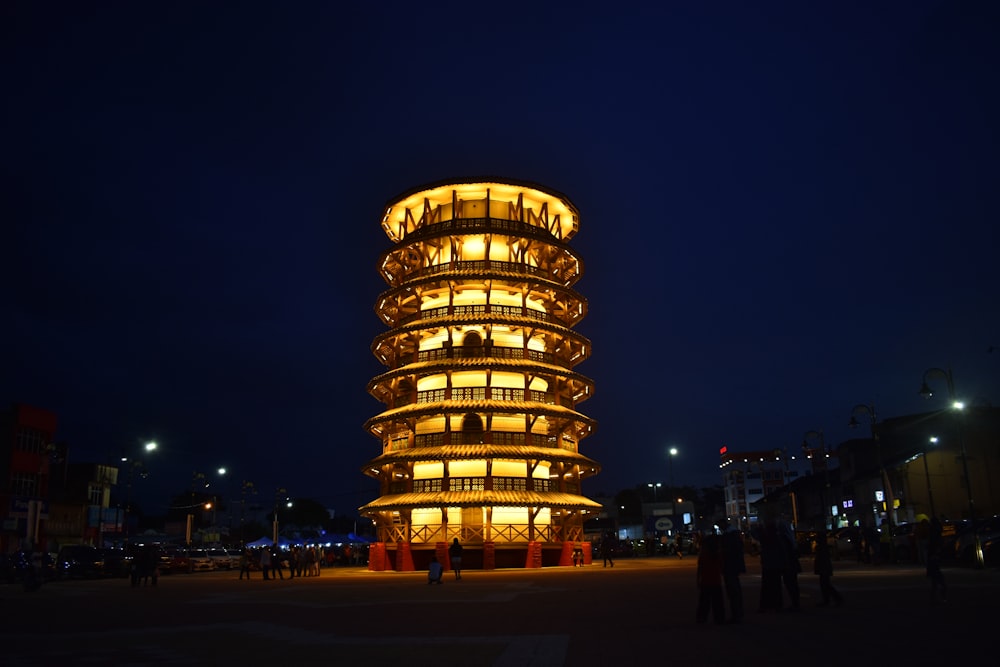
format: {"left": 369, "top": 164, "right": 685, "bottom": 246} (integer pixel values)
{"left": 5, "top": 1, "right": 998, "bottom": 517}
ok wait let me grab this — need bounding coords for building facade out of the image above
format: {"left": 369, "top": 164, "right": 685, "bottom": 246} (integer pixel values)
{"left": 1, "top": 403, "right": 125, "bottom": 553}
{"left": 360, "top": 178, "right": 601, "bottom": 569}
{"left": 720, "top": 446, "right": 810, "bottom": 529}
{"left": 0, "top": 403, "right": 60, "bottom": 553}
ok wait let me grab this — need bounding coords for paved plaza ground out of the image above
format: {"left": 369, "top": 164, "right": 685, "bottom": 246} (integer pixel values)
{"left": 3, "top": 555, "right": 998, "bottom": 666}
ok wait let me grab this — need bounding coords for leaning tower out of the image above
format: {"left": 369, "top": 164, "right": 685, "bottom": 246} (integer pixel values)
{"left": 360, "top": 177, "right": 601, "bottom": 570}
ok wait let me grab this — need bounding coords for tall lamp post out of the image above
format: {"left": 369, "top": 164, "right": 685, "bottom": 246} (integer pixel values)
{"left": 647, "top": 482, "right": 661, "bottom": 502}
{"left": 212, "top": 467, "right": 227, "bottom": 537}
{"left": 919, "top": 367, "right": 982, "bottom": 568}
{"left": 273, "top": 487, "right": 290, "bottom": 545}
{"left": 668, "top": 447, "right": 678, "bottom": 490}
{"left": 187, "top": 471, "right": 208, "bottom": 547}
{"left": 849, "top": 402, "right": 895, "bottom": 563}
{"left": 240, "top": 480, "right": 256, "bottom": 547}
{"left": 924, "top": 437, "right": 939, "bottom": 519}
{"left": 121, "top": 441, "right": 157, "bottom": 546}
{"left": 802, "top": 430, "right": 830, "bottom": 529}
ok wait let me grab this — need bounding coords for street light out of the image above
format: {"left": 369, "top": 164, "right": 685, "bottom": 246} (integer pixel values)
{"left": 187, "top": 471, "right": 209, "bottom": 547}
{"left": 668, "top": 447, "right": 678, "bottom": 489}
{"left": 849, "top": 402, "right": 895, "bottom": 563}
{"left": 647, "top": 482, "right": 662, "bottom": 502}
{"left": 211, "top": 467, "right": 227, "bottom": 536}
{"left": 273, "top": 487, "right": 291, "bottom": 544}
{"left": 121, "top": 441, "right": 157, "bottom": 546}
{"left": 924, "top": 437, "right": 939, "bottom": 519}
{"left": 919, "top": 367, "right": 982, "bottom": 568}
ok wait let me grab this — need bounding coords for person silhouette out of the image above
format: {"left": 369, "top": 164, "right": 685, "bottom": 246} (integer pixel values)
{"left": 721, "top": 520, "right": 746, "bottom": 623}
{"left": 427, "top": 554, "right": 443, "bottom": 584}
{"left": 449, "top": 538, "right": 463, "bottom": 580}
{"left": 601, "top": 534, "right": 615, "bottom": 568}
{"left": 814, "top": 528, "right": 843, "bottom": 607}
{"left": 927, "top": 516, "right": 948, "bottom": 604}
{"left": 695, "top": 533, "right": 726, "bottom": 624}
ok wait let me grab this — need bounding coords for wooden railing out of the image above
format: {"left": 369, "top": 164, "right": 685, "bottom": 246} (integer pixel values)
{"left": 378, "top": 522, "right": 574, "bottom": 545}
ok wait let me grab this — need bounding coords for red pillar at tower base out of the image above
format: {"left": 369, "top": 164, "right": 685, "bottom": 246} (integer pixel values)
{"left": 368, "top": 542, "right": 387, "bottom": 571}
{"left": 525, "top": 541, "right": 542, "bottom": 568}
{"left": 395, "top": 541, "right": 415, "bottom": 571}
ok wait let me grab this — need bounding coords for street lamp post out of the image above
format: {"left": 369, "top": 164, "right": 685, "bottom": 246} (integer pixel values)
{"left": 188, "top": 471, "right": 208, "bottom": 547}
{"left": 919, "top": 367, "right": 982, "bottom": 568}
{"left": 121, "top": 441, "right": 157, "bottom": 546}
{"left": 240, "top": 480, "right": 256, "bottom": 547}
{"left": 668, "top": 447, "right": 678, "bottom": 490}
{"left": 802, "top": 430, "right": 830, "bottom": 529}
{"left": 273, "top": 487, "right": 289, "bottom": 545}
{"left": 647, "top": 482, "right": 661, "bottom": 502}
{"left": 849, "top": 402, "right": 895, "bottom": 563}
{"left": 925, "top": 437, "right": 939, "bottom": 519}
{"left": 212, "top": 467, "right": 227, "bottom": 536}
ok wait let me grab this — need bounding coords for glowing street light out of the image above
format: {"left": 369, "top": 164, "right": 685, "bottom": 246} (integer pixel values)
{"left": 919, "top": 367, "right": 982, "bottom": 568}
{"left": 121, "top": 440, "right": 157, "bottom": 545}
{"left": 668, "top": 447, "right": 679, "bottom": 489}
{"left": 924, "top": 437, "right": 939, "bottom": 519}
{"left": 273, "top": 487, "right": 290, "bottom": 544}
{"left": 647, "top": 482, "right": 662, "bottom": 502}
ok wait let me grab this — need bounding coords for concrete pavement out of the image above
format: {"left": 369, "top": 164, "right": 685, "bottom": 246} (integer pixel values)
{"left": 2, "top": 556, "right": 998, "bottom": 666}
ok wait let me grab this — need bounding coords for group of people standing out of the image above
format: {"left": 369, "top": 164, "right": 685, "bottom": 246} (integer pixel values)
{"left": 695, "top": 520, "right": 747, "bottom": 624}
{"left": 238, "top": 544, "right": 325, "bottom": 580}
{"left": 696, "top": 515, "right": 849, "bottom": 624}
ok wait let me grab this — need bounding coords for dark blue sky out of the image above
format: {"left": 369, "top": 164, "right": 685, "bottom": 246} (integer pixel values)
{"left": 5, "top": 1, "right": 998, "bottom": 515}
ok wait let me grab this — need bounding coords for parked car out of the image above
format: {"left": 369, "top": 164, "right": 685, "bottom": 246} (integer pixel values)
{"left": 2, "top": 551, "right": 56, "bottom": 585}
{"left": 98, "top": 547, "right": 132, "bottom": 578}
{"left": 226, "top": 548, "right": 244, "bottom": 565}
{"left": 206, "top": 548, "right": 232, "bottom": 570}
{"left": 982, "top": 533, "right": 1000, "bottom": 568}
{"left": 830, "top": 527, "right": 862, "bottom": 559}
{"left": 938, "top": 519, "right": 967, "bottom": 563}
{"left": 954, "top": 515, "right": 1000, "bottom": 566}
{"left": 187, "top": 548, "right": 216, "bottom": 572}
{"left": 56, "top": 545, "right": 105, "bottom": 579}
{"left": 163, "top": 547, "right": 191, "bottom": 574}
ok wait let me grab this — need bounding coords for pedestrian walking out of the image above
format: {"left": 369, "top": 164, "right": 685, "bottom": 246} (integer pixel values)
{"left": 927, "top": 516, "right": 948, "bottom": 604}
{"left": 779, "top": 517, "right": 801, "bottom": 610}
{"left": 601, "top": 535, "right": 615, "bottom": 568}
{"left": 721, "top": 520, "right": 746, "bottom": 623}
{"left": 813, "top": 528, "right": 844, "bottom": 607}
{"left": 695, "top": 533, "right": 726, "bottom": 624}
{"left": 862, "top": 522, "right": 878, "bottom": 564}
{"left": 915, "top": 518, "right": 930, "bottom": 565}
{"left": 271, "top": 546, "right": 285, "bottom": 580}
{"left": 238, "top": 549, "right": 252, "bottom": 580}
{"left": 449, "top": 538, "right": 463, "bottom": 580}
{"left": 674, "top": 532, "right": 684, "bottom": 559}
{"left": 259, "top": 547, "right": 271, "bottom": 580}
{"left": 757, "top": 516, "right": 786, "bottom": 612}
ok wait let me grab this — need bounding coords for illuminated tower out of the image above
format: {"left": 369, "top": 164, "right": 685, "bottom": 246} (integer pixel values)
{"left": 361, "top": 177, "right": 601, "bottom": 569}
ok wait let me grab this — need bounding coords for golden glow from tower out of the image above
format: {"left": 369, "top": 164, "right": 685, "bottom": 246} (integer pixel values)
{"left": 362, "top": 178, "right": 601, "bottom": 565}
